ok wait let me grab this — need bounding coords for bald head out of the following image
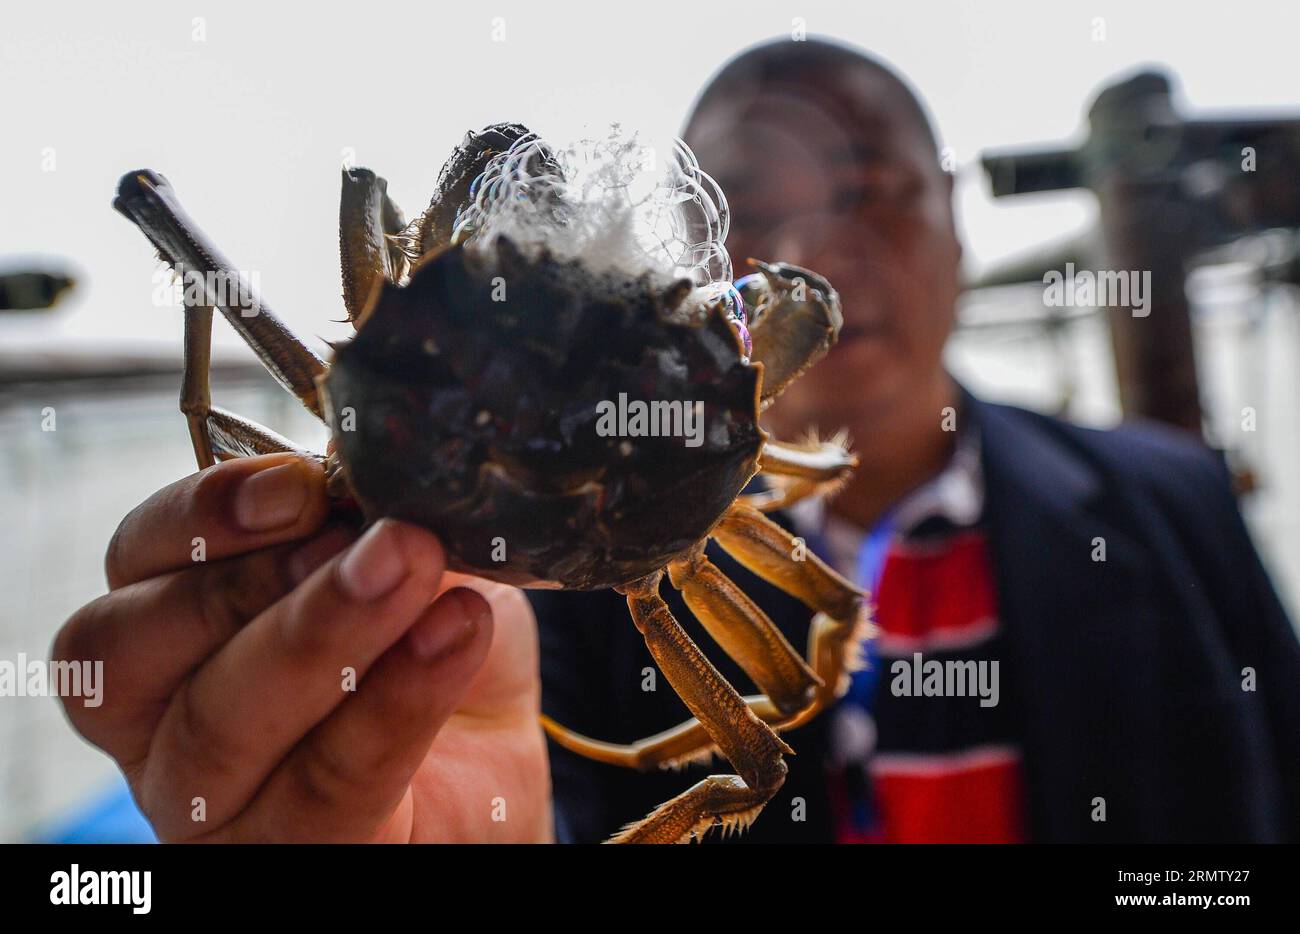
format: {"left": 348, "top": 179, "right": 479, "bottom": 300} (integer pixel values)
{"left": 680, "top": 38, "right": 961, "bottom": 432}
{"left": 684, "top": 39, "right": 939, "bottom": 157}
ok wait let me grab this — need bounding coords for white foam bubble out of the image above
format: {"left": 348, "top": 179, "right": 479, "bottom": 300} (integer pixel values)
{"left": 453, "top": 126, "right": 732, "bottom": 289}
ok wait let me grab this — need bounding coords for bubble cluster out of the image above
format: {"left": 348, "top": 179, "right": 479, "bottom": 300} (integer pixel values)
{"left": 452, "top": 126, "right": 734, "bottom": 289}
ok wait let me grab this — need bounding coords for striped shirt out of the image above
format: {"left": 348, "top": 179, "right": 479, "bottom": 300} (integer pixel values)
{"left": 791, "top": 429, "right": 1026, "bottom": 843}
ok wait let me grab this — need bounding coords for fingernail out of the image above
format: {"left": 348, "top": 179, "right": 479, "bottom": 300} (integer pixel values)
{"left": 408, "top": 588, "right": 487, "bottom": 662}
{"left": 287, "top": 526, "right": 357, "bottom": 585}
{"left": 337, "top": 521, "right": 409, "bottom": 601}
{"left": 234, "top": 462, "right": 310, "bottom": 532}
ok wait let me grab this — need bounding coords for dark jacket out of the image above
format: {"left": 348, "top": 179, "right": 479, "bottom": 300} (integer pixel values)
{"left": 531, "top": 392, "right": 1300, "bottom": 843}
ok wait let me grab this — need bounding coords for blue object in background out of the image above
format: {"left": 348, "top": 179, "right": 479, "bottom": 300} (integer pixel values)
{"left": 34, "top": 774, "right": 156, "bottom": 844}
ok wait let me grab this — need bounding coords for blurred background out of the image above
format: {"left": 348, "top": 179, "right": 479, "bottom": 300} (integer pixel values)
{"left": 4, "top": 0, "right": 1300, "bottom": 840}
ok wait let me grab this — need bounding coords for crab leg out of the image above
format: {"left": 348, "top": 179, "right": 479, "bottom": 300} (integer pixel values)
{"left": 114, "top": 170, "right": 328, "bottom": 420}
{"left": 177, "top": 298, "right": 315, "bottom": 467}
{"left": 712, "top": 501, "right": 870, "bottom": 708}
{"left": 181, "top": 304, "right": 217, "bottom": 468}
{"left": 542, "top": 501, "right": 870, "bottom": 774}
{"left": 666, "top": 543, "right": 821, "bottom": 715}
{"left": 743, "top": 433, "right": 857, "bottom": 512}
{"left": 205, "top": 408, "right": 316, "bottom": 461}
{"left": 541, "top": 537, "right": 828, "bottom": 771}
{"left": 604, "top": 572, "right": 790, "bottom": 843}
{"left": 542, "top": 692, "right": 786, "bottom": 771}
{"left": 339, "top": 168, "right": 407, "bottom": 324}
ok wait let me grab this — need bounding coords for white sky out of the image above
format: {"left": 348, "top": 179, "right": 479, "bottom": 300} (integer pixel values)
{"left": 5, "top": 0, "right": 1300, "bottom": 356}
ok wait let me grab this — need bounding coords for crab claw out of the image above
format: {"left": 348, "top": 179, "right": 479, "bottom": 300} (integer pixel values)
{"left": 747, "top": 259, "right": 837, "bottom": 306}
{"left": 737, "top": 258, "right": 843, "bottom": 407}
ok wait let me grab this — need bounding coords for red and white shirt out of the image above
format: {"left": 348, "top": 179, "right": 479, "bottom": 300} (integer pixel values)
{"left": 791, "top": 429, "right": 1026, "bottom": 843}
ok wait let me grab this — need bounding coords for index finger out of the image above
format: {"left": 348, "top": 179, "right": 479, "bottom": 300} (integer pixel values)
{"left": 106, "top": 453, "right": 331, "bottom": 590}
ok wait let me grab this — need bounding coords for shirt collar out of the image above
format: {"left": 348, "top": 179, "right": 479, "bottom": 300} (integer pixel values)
{"left": 891, "top": 426, "right": 985, "bottom": 535}
{"left": 787, "top": 423, "right": 985, "bottom": 550}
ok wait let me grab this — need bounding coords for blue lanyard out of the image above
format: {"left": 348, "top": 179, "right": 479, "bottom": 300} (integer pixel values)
{"left": 842, "top": 510, "right": 895, "bottom": 712}
{"left": 856, "top": 510, "right": 896, "bottom": 593}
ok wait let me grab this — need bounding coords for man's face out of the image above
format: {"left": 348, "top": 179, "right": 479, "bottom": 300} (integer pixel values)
{"left": 686, "top": 67, "right": 962, "bottom": 432}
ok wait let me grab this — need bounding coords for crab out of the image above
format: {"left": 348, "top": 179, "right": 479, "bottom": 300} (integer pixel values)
{"left": 112, "top": 123, "right": 869, "bottom": 844}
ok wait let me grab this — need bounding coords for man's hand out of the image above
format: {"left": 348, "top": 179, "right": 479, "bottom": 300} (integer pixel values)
{"left": 53, "top": 453, "right": 551, "bottom": 842}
